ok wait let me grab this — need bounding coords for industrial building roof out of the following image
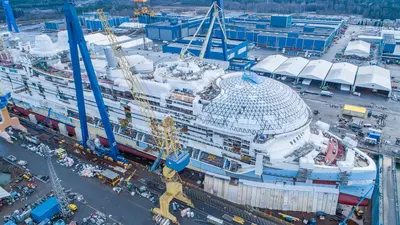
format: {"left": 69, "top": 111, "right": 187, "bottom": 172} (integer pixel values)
{"left": 344, "top": 40, "right": 371, "bottom": 58}
{"left": 298, "top": 59, "right": 332, "bottom": 81}
{"left": 357, "top": 35, "right": 383, "bottom": 41}
{"left": 85, "top": 33, "right": 131, "bottom": 46}
{"left": 325, "top": 62, "right": 358, "bottom": 85}
{"left": 196, "top": 72, "right": 311, "bottom": 135}
{"left": 274, "top": 57, "right": 309, "bottom": 78}
{"left": 119, "top": 22, "right": 146, "bottom": 29}
{"left": 251, "top": 55, "right": 288, "bottom": 74}
{"left": 355, "top": 66, "right": 391, "bottom": 92}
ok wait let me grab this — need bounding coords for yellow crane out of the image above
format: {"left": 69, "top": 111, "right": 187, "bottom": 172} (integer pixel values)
{"left": 97, "top": 9, "right": 192, "bottom": 224}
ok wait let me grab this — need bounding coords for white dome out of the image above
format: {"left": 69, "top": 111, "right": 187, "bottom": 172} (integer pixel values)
{"left": 30, "top": 34, "right": 58, "bottom": 57}
{"left": 56, "top": 31, "right": 69, "bottom": 51}
{"left": 197, "top": 72, "right": 311, "bottom": 135}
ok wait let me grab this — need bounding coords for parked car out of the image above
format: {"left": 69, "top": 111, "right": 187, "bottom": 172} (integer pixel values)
{"left": 7, "top": 155, "right": 17, "bottom": 162}
{"left": 17, "top": 160, "right": 28, "bottom": 166}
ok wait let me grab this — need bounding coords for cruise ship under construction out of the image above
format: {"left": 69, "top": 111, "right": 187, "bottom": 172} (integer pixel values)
{"left": 0, "top": 30, "right": 376, "bottom": 215}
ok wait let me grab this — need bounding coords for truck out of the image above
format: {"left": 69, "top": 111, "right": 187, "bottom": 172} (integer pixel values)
{"left": 30, "top": 197, "right": 60, "bottom": 223}
{"left": 320, "top": 91, "right": 333, "bottom": 97}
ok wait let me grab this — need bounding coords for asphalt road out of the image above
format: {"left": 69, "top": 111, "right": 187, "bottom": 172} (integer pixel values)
{"left": 0, "top": 139, "right": 200, "bottom": 225}
{"left": 382, "top": 156, "right": 397, "bottom": 225}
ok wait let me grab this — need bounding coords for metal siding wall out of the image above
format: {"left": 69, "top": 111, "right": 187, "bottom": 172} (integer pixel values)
{"left": 303, "top": 39, "right": 314, "bottom": 50}
{"left": 258, "top": 35, "right": 267, "bottom": 46}
{"left": 229, "top": 30, "right": 237, "bottom": 39}
{"left": 296, "top": 38, "right": 304, "bottom": 49}
{"left": 160, "top": 29, "right": 173, "bottom": 41}
{"left": 188, "top": 27, "right": 197, "bottom": 35}
{"left": 287, "top": 38, "right": 296, "bottom": 48}
{"left": 278, "top": 37, "right": 287, "bottom": 48}
{"left": 314, "top": 40, "right": 325, "bottom": 51}
{"left": 268, "top": 36, "right": 277, "bottom": 47}
{"left": 147, "top": 27, "right": 160, "bottom": 40}
{"left": 181, "top": 27, "right": 189, "bottom": 37}
{"left": 214, "top": 29, "right": 223, "bottom": 38}
{"left": 237, "top": 31, "right": 245, "bottom": 40}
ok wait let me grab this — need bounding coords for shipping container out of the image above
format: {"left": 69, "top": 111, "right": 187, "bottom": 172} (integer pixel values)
{"left": 286, "top": 38, "right": 296, "bottom": 48}
{"left": 278, "top": 37, "right": 287, "bottom": 48}
{"left": 31, "top": 197, "right": 60, "bottom": 223}
{"left": 237, "top": 31, "right": 245, "bottom": 40}
{"left": 257, "top": 35, "right": 267, "bottom": 46}
{"left": 267, "top": 36, "right": 277, "bottom": 47}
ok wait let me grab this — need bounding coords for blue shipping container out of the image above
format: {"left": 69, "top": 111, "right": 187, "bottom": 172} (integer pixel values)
{"left": 5, "top": 221, "right": 17, "bottom": 225}
{"left": 31, "top": 197, "right": 60, "bottom": 223}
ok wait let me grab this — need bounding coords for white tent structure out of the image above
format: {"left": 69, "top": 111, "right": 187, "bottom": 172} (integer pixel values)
{"left": 354, "top": 66, "right": 391, "bottom": 94}
{"left": 298, "top": 59, "right": 332, "bottom": 82}
{"left": 251, "top": 55, "right": 288, "bottom": 75}
{"left": 274, "top": 57, "right": 309, "bottom": 78}
{"left": 324, "top": 62, "right": 358, "bottom": 90}
{"left": 344, "top": 40, "right": 370, "bottom": 58}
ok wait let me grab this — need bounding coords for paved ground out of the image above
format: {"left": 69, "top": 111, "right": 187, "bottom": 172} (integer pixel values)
{"left": 382, "top": 156, "right": 397, "bottom": 225}
{"left": 0, "top": 139, "right": 201, "bottom": 225}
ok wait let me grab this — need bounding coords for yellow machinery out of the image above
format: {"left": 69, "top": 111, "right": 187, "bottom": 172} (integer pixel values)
{"left": 98, "top": 169, "right": 121, "bottom": 187}
{"left": 133, "top": 0, "right": 154, "bottom": 17}
{"left": 97, "top": 9, "right": 192, "bottom": 224}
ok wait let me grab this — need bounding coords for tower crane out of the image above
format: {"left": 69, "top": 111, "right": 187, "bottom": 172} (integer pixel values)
{"left": 45, "top": 145, "right": 72, "bottom": 218}
{"left": 180, "top": 0, "right": 228, "bottom": 61}
{"left": 97, "top": 9, "right": 192, "bottom": 224}
{"left": 1, "top": 0, "right": 19, "bottom": 33}
{"left": 63, "top": 0, "right": 124, "bottom": 163}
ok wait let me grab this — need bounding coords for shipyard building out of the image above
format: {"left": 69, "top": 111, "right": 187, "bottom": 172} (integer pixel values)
{"left": 144, "top": 13, "right": 344, "bottom": 59}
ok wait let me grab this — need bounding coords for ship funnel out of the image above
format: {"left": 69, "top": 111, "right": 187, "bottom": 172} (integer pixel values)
{"left": 104, "top": 47, "right": 117, "bottom": 68}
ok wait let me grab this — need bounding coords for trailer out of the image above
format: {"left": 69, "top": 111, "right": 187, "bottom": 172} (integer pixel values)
{"left": 342, "top": 104, "right": 367, "bottom": 118}
{"left": 30, "top": 197, "right": 60, "bottom": 223}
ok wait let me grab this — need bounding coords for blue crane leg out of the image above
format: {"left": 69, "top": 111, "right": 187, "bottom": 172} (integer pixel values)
{"left": 2, "top": 0, "right": 19, "bottom": 33}
{"left": 64, "top": 3, "right": 89, "bottom": 146}
{"left": 217, "top": 0, "right": 228, "bottom": 61}
{"left": 63, "top": 0, "right": 119, "bottom": 160}
{"left": 205, "top": 0, "right": 227, "bottom": 61}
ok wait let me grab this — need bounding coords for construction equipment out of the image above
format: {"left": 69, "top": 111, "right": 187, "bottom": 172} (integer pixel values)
{"left": 46, "top": 146, "right": 71, "bottom": 218}
{"left": 339, "top": 185, "right": 374, "bottom": 225}
{"left": 1, "top": 0, "right": 19, "bottom": 33}
{"left": 133, "top": 0, "right": 153, "bottom": 17}
{"left": 180, "top": 0, "right": 228, "bottom": 61}
{"left": 64, "top": 0, "right": 123, "bottom": 162}
{"left": 97, "top": 9, "right": 192, "bottom": 224}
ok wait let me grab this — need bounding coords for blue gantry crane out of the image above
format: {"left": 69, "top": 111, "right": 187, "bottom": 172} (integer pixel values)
{"left": 1, "top": 0, "right": 19, "bottom": 33}
{"left": 180, "top": 0, "right": 228, "bottom": 61}
{"left": 63, "top": 0, "right": 120, "bottom": 162}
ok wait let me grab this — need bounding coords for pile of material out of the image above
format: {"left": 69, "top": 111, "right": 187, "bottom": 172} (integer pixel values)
{"left": 57, "top": 156, "right": 74, "bottom": 168}
{"left": 76, "top": 164, "right": 102, "bottom": 177}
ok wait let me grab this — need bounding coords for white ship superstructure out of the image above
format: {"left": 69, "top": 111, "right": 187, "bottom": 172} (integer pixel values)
{"left": 0, "top": 31, "right": 376, "bottom": 214}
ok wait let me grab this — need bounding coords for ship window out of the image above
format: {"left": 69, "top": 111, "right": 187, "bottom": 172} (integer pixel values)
{"left": 290, "top": 141, "right": 293, "bottom": 145}
{"left": 296, "top": 136, "right": 299, "bottom": 140}
{"left": 293, "top": 139, "right": 296, "bottom": 143}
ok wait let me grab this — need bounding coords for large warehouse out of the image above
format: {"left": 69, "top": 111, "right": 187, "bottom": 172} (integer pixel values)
{"left": 323, "top": 62, "right": 358, "bottom": 91}
{"left": 297, "top": 59, "right": 333, "bottom": 85}
{"left": 251, "top": 55, "right": 288, "bottom": 76}
{"left": 354, "top": 66, "right": 391, "bottom": 95}
{"left": 274, "top": 57, "right": 309, "bottom": 79}
{"left": 344, "top": 40, "right": 371, "bottom": 58}
{"left": 145, "top": 13, "right": 344, "bottom": 54}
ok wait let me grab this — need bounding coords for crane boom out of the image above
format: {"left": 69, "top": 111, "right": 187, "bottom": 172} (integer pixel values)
{"left": 97, "top": 9, "right": 192, "bottom": 224}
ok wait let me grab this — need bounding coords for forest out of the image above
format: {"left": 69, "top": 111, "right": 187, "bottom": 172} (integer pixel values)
{"left": 3, "top": 0, "right": 400, "bottom": 21}
{"left": 155, "top": 0, "right": 400, "bottom": 20}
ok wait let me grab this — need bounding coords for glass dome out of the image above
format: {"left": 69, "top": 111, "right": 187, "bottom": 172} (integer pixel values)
{"left": 197, "top": 72, "right": 311, "bottom": 135}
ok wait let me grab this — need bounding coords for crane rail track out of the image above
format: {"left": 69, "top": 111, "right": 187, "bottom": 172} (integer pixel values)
{"left": 16, "top": 115, "right": 288, "bottom": 225}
